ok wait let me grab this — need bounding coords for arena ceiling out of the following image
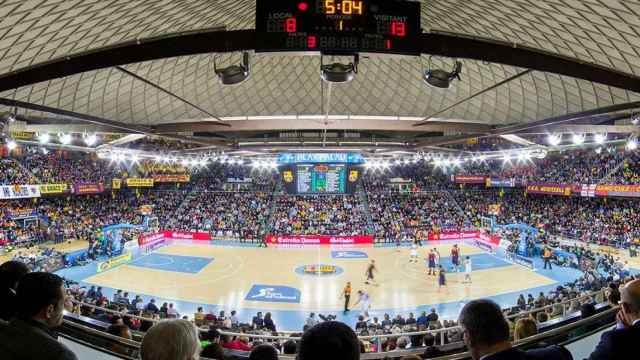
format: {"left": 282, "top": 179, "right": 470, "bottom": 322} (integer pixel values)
{"left": 0, "top": 0, "right": 640, "bottom": 149}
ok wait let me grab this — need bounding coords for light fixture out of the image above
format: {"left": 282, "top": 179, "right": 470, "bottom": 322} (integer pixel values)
{"left": 38, "top": 133, "right": 50, "bottom": 144}
{"left": 6, "top": 140, "right": 17, "bottom": 150}
{"left": 41, "top": 148, "right": 49, "bottom": 155}
{"left": 627, "top": 137, "right": 638, "bottom": 151}
{"left": 547, "top": 134, "right": 562, "bottom": 146}
{"left": 84, "top": 133, "right": 98, "bottom": 146}
{"left": 214, "top": 52, "right": 250, "bottom": 86}
{"left": 572, "top": 133, "right": 585, "bottom": 145}
{"left": 320, "top": 54, "right": 358, "bottom": 83}
{"left": 423, "top": 57, "right": 462, "bottom": 89}
{"left": 595, "top": 147, "right": 602, "bottom": 154}
{"left": 7, "top": 113, "right": 16, "bottom": 122}
{"left": 594, "top": 133, "right": 606, "bottom": 144}
{"left": 130, "top": 154, "right": 140, "bottom": 163}
{"left": 59, "top": 133, "right": 72, "bottom": 145}
{"left": 180, "top": 158, "right": 189, "bottom": 166}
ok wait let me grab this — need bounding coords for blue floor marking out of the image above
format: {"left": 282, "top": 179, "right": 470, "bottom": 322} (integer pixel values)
{"left": 128, "top": 253, "right": 213, "bottom": 274}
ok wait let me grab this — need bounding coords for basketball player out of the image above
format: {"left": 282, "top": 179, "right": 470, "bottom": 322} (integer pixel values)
{"left": 341, "top": 282, "right": 352, "bottom": 313}
{"left": 395, "top": 235, "right": 402, "bottom": 252}
{"left": 353, "top": 290, "right": 371, "bottom": 319}
{"left": 409, "top": 241, "right": 418, "bottom": 263}
{"left": 365, "top": 260, "right": 378, "bottom": 285}
{"left": 438, "top": 265, "right": 446, "bottom": 289}
{"left": 463, "top": 256, "right": 472, "bottom": 283}
{"left": 451, "top": 244, "right": 461, "bottom": 272}
{"left": 426, "top": 249, "right": 436, "bottom": 275}
{"left": 433, "top": 248, "right": 441, "bottom": 267}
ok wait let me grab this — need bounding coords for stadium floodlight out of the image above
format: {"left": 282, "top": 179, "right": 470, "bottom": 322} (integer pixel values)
{"left": 595, "top": 147, "right": 602, "bottom": 154}
{"left": 503, "top": 153, "right": 512, "bottom": 163}
{"left": 214, "top": 52, "right": 250, "bottom": 86}
{"left": 547, "top": 134, "right": 562, "bottom": 146}
{"left": 452, "top": 158, "right": 462, "bottom": 167}
{"left": 572, "top": 133, "right": 585, "bottom": 145}
{"left": 41, "top": 147, "right": 49, "bottom": 155}
{"left": 130, "top": 154, "right": 140, "bottom": 163}
{"left": 180, "top": 158, "right": 189, "bottom": 167}
{"left": 38, "top": 133, "right": 50, "bottom": 144}
{"left": 269, "top": 161, "right": 278, "bottom": 169}
{"left": 594, "top": 133, "right": 606, "bottom": 144}
{"left": 627, "top": 137, "right": 638, "bottom": 151}
{"left": 199, "top": 158, "right": 208, "bottom": 167}
{"left": 59, "top": 133, "right": 72, "bottom": 145}
{"left": 84, "top": 133, "right": 98, "bottom": 146}
{"left": 6, "top": 140, "right": 17, "bottom": 150}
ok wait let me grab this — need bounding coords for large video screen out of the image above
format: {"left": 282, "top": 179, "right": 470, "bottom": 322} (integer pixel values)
{"left": 280, "top": 164, "right": 361, "bottom": 194}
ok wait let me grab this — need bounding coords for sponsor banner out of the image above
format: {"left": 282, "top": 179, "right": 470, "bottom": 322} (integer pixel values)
{"left": 39, "top": 183, "right": 69, "bottom": 195}
{"left": 5, "top": 208, "right": 37, "bottom": 219}
{"left": 478, "top": 232, "right": 501, "bottom": 246}
{"left": 474, "top": 240, "right": 494, "bottom": 253}
{"left": 525, "top": 183, "right": 572, "bottom": 196}
{"left": 9, "top": 131, "right": 35, "bottom": 140}
{"left": 454, "top": 175, "right": 486, "bottom": 184}
{"left": 112, "top": 179, "right": 122, "bottom": 190}
{"left": 138, "top": 232, "right": 165, "bottom": 246}
{"left": 428, "top": 231, "right": 480, "bottom": 241}
{"left": 163, "top": 230, "right": 211, "bottom": 241}
{"left": 594, "top": 184, "right": 640, "bottom": 198}
{"left": 485, "top": 178, "right": 516, "bottom": 188}
{"left": 123, "top": 240, "right": 138, "bottom": 251}
{"left": 507, "top": 253, "right": 535, "bottom": 269}
{"left": 152, "top": 174, "right": 190, "bottom": 183}
{"left": 245, "top": 284, "right": 301, "bottom": 303}
{"left": 73, "top": 183, "right": 104, "bottom": 195}
{"left": 126, "top": 178, "right": 154, "bottom": 187}
{"left": 96, "top": 252, "right": 132, "bottom": 273}
{"left": 331, "top": 250, "right": 369, "bottom": 259}
{"left": 295, "top": 264, "right": 344, "bottom": 276}
{"left": 265, "top": 235, "right": 374, "bottom": 245}
{"left": 581, "top": 184, "right": 597, "bottom": 198}
{"left": 0, "top": 185, "right": 41, "bottom": 199}
{"left": 227, "top": 177, "right": 253, "bottom": 183}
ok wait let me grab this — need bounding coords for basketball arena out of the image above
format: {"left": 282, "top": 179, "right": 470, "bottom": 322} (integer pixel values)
{"left": 1, "top": 1, "right": 640, "bottom": 360}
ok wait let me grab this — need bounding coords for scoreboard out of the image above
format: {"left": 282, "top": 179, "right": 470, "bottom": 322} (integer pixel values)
{"left": 255, "top": 0, "right": 422, "bottom": 55}
{"left": 297, "top": 164, "right": 347, "bottom": 193}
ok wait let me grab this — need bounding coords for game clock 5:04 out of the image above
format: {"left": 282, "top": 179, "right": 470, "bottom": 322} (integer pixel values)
{"left": 255, "top": 0, "right": 421, "bottom": 55}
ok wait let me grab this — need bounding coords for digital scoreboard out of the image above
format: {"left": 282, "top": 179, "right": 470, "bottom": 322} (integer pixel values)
{"left": 255, "top": 0, "right": 422, "bottom": 55}
{"left": 297, "top": 164, "right": 347, "bottom": 193}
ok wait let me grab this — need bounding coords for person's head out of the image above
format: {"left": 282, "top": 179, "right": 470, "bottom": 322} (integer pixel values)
{"left": 384, "top": 313, "right": 389, "bottom": 320}
{"left": 249, "top": 344, "right": 279, "bottom": 360}
{"left": 107, "top": 324, "right": 132, "bottom": 339}
{"left": 15, "top": 272, "right": 66, "bottom": 328}
{"left": 257, "top": 311, "right": 263, "bottom": 318}
{"left": 309, "top": 312, "right": 315, "bottom": 318}
{"left": 0, "top": 260, "right": 30, "bottom": 291}
{"left": 620, "top": 279, "right": 640, "bottom": 323}
{"left": 430, "top": 308, "right": 436, "bottom": 314}
{"left": 580, "top": 303, "right": 596, "bottom": 319}
{"left": 141, "top": 319, "right": 200, "bottom": 360}
{"left": 231, "top": 310, "right": 236, "bottom": 316}
{"left": 265, "top": 312, "right": 272, "bottom": 320}
{"left": 423, "top": 333, "right": 435, "bottom": 347}
{"left": 536, "top": 312, "right": 548, "bottom": 323}
{"left": 201, "top": 343, "right": 224, "bottom": 360}
{"left": 513, "top": 318, "right": 537, "bottom": 341}
{"left": 283, "top": 339, "right": 297, "bottom": 354}
{"left": 458, "top": 300, "right": 510, "bottom": 360}
{"left": 298, "top": 321, "right": 359, "bottom": 360}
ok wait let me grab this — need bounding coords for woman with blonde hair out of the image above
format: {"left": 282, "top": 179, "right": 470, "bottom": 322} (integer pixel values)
{"left": 514, "top": 318, "right": 538, "bottom": 341}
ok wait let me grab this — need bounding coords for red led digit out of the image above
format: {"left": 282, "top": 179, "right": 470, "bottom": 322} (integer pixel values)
{"left": 285, "top": 17, "right": 297, "bottom": 33}
{"left": 386, "top": 39, "right": 392, "bottom": 49}
{"left": 308, "top": 35, "right": 317, "bottom": 48}
{"left": 391, "top": 21, "right": 406, "bottom": 37}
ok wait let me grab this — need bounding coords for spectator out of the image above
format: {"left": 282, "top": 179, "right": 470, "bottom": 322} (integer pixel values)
{"left": 106, "top": 323, "right": 132, "bottom": 355}
{"left": 263, "top": 312, "right": 276, "bottom": 332}
{"left": 588, "top": 279, "right": 640, "bottom": 360}
{"left": 458, "top": 299, "right": 571, "bottom": 360}
{"left": 0, "top": 260, "right": 30, "bottom": 322}
{"left": 283, "top": 339, "right": 298, "bottom": 354}
{"left": 306, "top": 312, "right": 320, "bottom": 328}
{"left": 422, "top": 333, "right": 443, "bottom": 358}
{"left": 146, "top": 298, "right": 159, "bottom": 313}
{"left": 201, "top": 343, "right": 225, "bottom": 360}
{"left": 0, "top": 272, "right": 78, "bottom": 360}
{"left": 141, "top": 319, "right": 200, "bottom": 360}
{"left": 252, "top": 311, "right": 264, "bottom": 329}
{"left": 298, "top": 321, "right": 359, "bottom": 360}
{"left": 249, "top": 344, "right": 279, "bottom": 360}
{"left": 426, "top": 308, "right": 439, "bottom": 324}
{"left": 514, "top": 318, "right": 538, "bottom": 341}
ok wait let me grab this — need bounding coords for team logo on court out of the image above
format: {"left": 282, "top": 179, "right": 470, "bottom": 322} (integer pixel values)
{"left": 331, "top": 250, "right": 368, "bottom": 259}
{"left": 295, "top": 264, "right": 344, "bottom": 276}
{"left": 245, "top": 285, "right": 301, "bottom": 303}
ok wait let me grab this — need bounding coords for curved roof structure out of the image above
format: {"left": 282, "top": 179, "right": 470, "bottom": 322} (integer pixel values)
{"left": 0, "top": 0, "right": 639, "bottom": 144}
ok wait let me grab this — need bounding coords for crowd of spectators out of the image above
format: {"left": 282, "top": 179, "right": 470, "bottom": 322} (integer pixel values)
{"left": 270, "top": 194, "right": 370, "bottom": 236}
{"left": 0, "top": 158, "right": 38, "bottom": 185}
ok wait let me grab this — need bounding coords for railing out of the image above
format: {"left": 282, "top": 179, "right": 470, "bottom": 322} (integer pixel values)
{"left": 67, "top": 288, "right": 607, "bottom": 348}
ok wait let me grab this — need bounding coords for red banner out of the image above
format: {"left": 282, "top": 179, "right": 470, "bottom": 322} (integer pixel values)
{"left": 162, "top": 230, "right": 211, "bottom": 241}
{"left": 152, "top": 174, "right": 190, "bottom": 183}
{"left": 525, "top": 183, "right": 572, "bottom": 196}
{"left": 454, "top": 176, "right": 486, "bottom": 184}
{"left": 428, "top": 231, "right": 480, "bottom": 241}
{"left": 138, "top": 232, "right": 165, "bottom": 246}
{"left": 265, "top": 235, "right": 374, "bottom": 245}
{"left": 73, "top": 183, "right": 104, "bottom": 195}
{"left": 478, "top": 232, "right": 501, "bottom": 246}
{"left": 594, "top": 184, "right": 640, "bottom": 198}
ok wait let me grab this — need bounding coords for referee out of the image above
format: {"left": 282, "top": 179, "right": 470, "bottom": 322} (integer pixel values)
{"left": 342, "top": 282, "right": 352, "bottom": 313}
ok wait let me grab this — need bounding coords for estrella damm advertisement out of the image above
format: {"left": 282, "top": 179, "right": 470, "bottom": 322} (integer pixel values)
{"left": 96, "top": 252, "right": 132, "bottom": 273}
{"left": 38, "top": 183, "right": 68, "bottom": 194}
{"left": 126, "top": 178, "right": 154, "bottom": 187}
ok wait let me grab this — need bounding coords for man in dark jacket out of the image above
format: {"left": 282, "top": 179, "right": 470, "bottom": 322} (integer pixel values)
{"left": 0, "top": 260, "right": 30, "bottom": 322}
{"left": 0, "top": 272, "right": 78, "bottom": 360}
{"left": 588, "top": 279, "right": 640, "bottom": 360}
{"left": 459, "top": 299, "right": 572, "bottom": 360}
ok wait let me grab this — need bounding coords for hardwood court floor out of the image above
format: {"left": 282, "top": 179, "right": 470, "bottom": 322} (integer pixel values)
{"left": 84, "top": 242, "right": 555, "bottom": 312}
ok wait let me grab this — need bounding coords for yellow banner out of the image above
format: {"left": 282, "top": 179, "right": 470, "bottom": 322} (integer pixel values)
{"left": 126, "top": 178, "right": 154, "bottom": 187}
{"left": 39, "top": 183, "right": 68, "bottom": 194}
{"left": 9, "top": 131, "right": 35, "bottom": 140}
{"left": 152, "top": 174, "right": 190, "bottom": 183}
{"left": 112, "top": 178, "right": 121, "bottom": 190}
{"left": 96, "top": 252, "right": 132, "bottom": 273}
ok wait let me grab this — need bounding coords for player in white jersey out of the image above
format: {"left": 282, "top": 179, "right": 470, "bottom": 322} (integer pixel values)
{"left": 353, "top": 290, "right": 371, "bottom": 318}
{"left": 463, "top": 256, "right": 472, "bottom": 283}
{"left": 409, "top": 241, "right": 418, "bottom": 263}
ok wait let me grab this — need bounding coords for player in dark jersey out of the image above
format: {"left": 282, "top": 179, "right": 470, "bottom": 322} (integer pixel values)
{"left": 451, "top": 244, "right": 461, "bottom": 272}
{"left": 365, "top": 260, "right": 378, "bottom": 285}
{"left": 426, "top": 249, "right": 436, "bottom": 276}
